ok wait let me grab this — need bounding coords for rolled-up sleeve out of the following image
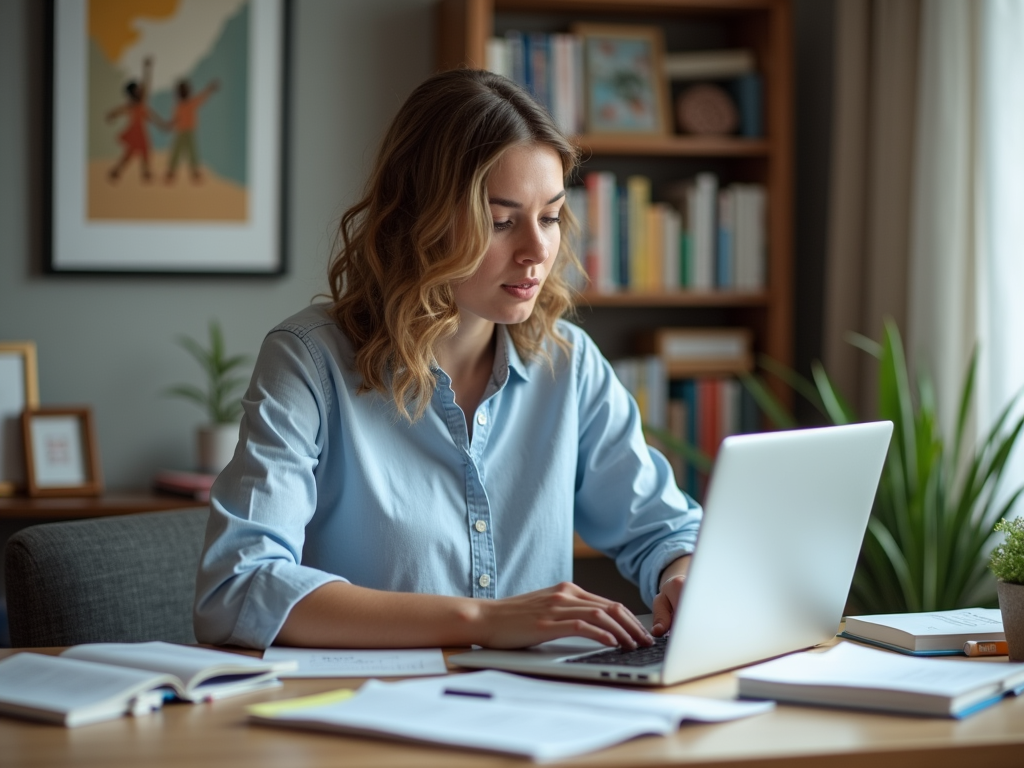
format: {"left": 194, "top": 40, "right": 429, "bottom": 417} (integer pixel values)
{"left": 571, "top": 332, "right": 702, "bottom": 608}
{"left": 193, "top": 329, "right": 346, "bottom": 648}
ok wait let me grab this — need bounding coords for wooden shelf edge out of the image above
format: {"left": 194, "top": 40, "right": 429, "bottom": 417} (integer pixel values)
{"left": 496, "top": 0, "right": 779, "bottom": 14}
{"left": 577, "top": 134, "right": 771, "bottom": 158}
{"left": 578, "top": 290, "right": 770, "bottom": 308}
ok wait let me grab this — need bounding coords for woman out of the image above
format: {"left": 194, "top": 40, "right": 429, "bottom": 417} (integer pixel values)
{"left": 194, "top": 69, "right": 701, "bottom": 651}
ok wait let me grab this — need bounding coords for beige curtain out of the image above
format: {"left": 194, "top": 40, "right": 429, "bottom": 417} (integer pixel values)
{"left": 823, "top": 0, "right": 921, "bottom": 417}
{"left": 907, "top": 0, "right": 979, "bottom": 439}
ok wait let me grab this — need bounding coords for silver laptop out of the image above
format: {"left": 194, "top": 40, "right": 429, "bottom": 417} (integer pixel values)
{"left": 450, "top": 421, "right": 893, "bottom": 686}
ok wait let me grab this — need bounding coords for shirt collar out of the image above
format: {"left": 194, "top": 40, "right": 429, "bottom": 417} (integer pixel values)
{"left": 496, "top": 324, "right": 531, "bottom": 383}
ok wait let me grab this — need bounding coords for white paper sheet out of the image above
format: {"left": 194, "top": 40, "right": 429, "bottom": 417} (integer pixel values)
{"left": 262, "top": 647, "right": 447, "bottom": 678}
{"left": 251, "top": 669, "right": 774, "bottom": 761}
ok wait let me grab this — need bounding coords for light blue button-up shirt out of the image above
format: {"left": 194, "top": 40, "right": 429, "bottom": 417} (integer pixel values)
{"left": 194, "top": 305, "right": 702, "bottom": 648}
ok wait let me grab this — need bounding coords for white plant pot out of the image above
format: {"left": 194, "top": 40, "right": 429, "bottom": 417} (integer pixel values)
{"left": 197, "top": 423, "right": 239, "bottom": 475}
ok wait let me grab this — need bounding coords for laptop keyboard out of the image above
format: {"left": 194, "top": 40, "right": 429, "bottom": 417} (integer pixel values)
{"left": 562, "top": 636, "right": 669, "bottom": 667}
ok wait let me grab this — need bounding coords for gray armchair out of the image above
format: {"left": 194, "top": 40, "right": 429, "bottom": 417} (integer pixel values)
{"left": 4, "top": 507, "right": 209, "bottom": 647}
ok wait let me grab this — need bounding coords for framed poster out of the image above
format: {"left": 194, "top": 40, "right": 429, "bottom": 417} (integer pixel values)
{"left": 47, "top": 0, "right": 289, "bottom": 274}
{"left": 572, "top": 24, "right": 670, "bottom": 136}
{"left": 22, "top": 407, "right": 104, "bottom": 497}
{"left": 0, "top": 342, "right": 40, "bottom": 496}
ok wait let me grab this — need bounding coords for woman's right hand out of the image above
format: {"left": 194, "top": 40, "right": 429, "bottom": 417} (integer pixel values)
{"left": 470, "top": 582, "right": 653, "bottom": 650}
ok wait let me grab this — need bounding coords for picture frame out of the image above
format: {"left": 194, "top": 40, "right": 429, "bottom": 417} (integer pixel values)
{"left": 572, "top": 24, "right": 670, "bottom": 136}
{"left": 0, "top": 342, "right": 40, "bottom": 497}
{"left": 22, "top": 407, "right": 104, "bottom": 498}
{"left": 46, "top": 0, "right": 289, "bottom": 275}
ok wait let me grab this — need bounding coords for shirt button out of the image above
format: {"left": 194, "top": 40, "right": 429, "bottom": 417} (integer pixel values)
{"left": 478, "top": 574, "right": 491, "bottom": 588}
{"left": 476, "top": 412, "right": 487, "bottom": 426}
{"left": 474, "top": 520, "right": 487, "bottom": 533}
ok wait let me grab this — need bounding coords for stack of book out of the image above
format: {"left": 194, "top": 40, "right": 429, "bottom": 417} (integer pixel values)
{"left": 573, "top": 171, "right": 766, "bottom": 295}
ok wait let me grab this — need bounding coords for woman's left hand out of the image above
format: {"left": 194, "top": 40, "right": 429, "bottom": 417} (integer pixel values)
{"left": 651, "top": 575, "right": 685, "bottom": 636}
{"left": 651, "top": 555, "right": 691, "bottom": 636}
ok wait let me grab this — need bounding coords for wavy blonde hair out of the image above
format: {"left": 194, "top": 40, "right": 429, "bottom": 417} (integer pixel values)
{"left": 328, "top": 69, "right": 583, "bottom": 421}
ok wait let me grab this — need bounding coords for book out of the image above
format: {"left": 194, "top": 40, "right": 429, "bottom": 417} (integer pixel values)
{"left": 663, "top": 48, "right": 756, "bottom": 81}
{"left": 153, "top": 468, "right": 218, "bottom": 500}
{"left": 249, "top": 669, "right": 772, "bottom": 761}
{"left": 737, "top": 641, "right": 1024, "bottom": 718}
{"left": 0, "top": 642, "right": 296, "bottom": 727}
{"left": 840, "top": 608, "right": 1005, "bottom": 656}
{"left": 637, "top": 327, "right": 753, "bottom": 377}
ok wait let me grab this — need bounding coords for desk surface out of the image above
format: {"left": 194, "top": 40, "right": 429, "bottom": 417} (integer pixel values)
{"left": 3, "top": 644, "right": 1023, "bottom": 768}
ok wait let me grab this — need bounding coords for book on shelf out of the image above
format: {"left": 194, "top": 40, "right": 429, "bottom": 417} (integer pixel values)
{"left": 637, "top": 327, "right": 753, "bottom": 377}
{"left": 487, "top": 31, "right": 584, "bottom": 135}
{"left": 611, "top": 353, "right": 758, "bottom": 498}
{"left": 573, "top": 171, "right": 766, "bottom": 295}
{"left": 839, "top": 608, "right": 1005, "bottom": 656}
{"left": 153, "top": 468, "right": 218, "bottom": 501}
{"left": 663, "top": 48, "right": 755, "bottom": 81}
{"left": 737, "top": 642, "right": 1024, "bottom": 719}
{"left": 0, "top": 642, "right": 296, "bottom": 727}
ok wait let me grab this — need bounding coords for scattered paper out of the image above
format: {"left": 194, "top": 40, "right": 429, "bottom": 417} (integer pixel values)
{"left": 262, "top": 647, "right": 447, "bottom": 678}
{"left": 250, "top": 669, "right": 774, "bottom": 762}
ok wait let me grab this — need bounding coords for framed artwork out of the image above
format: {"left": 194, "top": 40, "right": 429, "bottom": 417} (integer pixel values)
{"left": 573, "top": 24, "right": 670, "bottom": 136}
{"left": 47, "top": 0, "right": 289, "bottom": 274}
{"left": 0, "top": 342, "right": 40, "bottom": 497}
{"left": 22, "top": 407, "right": 104, "bottom": 497}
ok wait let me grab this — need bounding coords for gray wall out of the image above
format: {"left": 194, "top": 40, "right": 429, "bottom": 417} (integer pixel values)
{"left": 0, "top": 0, "right": 832, "bottom": 490}
{"left": 0, "top": 0, "right": 436, "bottom": 489}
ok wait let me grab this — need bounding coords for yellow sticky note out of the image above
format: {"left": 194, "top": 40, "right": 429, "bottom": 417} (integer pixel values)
{"left": 247, "top": 688, "right": 356, "bottom": 718}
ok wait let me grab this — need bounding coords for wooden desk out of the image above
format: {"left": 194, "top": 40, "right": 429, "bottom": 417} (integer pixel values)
{"left": 2, "top": 645, "right": 1023, "bottom": 768}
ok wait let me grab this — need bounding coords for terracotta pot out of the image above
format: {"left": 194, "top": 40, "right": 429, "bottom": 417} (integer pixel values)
{"left": 197, "top": 423, "right": 238, "bottom": 475}
{"left": 996, "top": 580, "right": 1024, "bottom": 661}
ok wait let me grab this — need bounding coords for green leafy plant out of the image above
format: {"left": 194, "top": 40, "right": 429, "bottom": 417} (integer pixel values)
{"left": 166, "top": 321, "right": 251, "bottom": 424}
{"left": 742, "top": 319, "right": 1024, "bottom": 614}
{"left": 990, "top": 518, "right": 1024, "bottom": 585}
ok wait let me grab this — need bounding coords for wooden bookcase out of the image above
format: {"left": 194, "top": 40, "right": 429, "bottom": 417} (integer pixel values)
{"left": 436, "top": 0, "right": 794, "bottom": 405}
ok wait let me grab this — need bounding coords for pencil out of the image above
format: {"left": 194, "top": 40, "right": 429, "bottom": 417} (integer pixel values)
{"left": 963, "top": 640, "right": 1009, "bottom": 657}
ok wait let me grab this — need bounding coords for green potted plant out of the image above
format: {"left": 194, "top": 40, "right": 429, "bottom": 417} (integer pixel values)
{"left": 650, "top": 319, "right": 1024, "bottom": 616}
{"left": 989, "top": 517, "right": 1024, "bottom": 660}
{"left": 166, "top": 321, "right": 252, "bottom": 474}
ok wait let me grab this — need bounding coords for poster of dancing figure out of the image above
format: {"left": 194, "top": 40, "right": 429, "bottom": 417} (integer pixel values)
{"left": 49, "top": 0, "right": 286, "bottom": 273}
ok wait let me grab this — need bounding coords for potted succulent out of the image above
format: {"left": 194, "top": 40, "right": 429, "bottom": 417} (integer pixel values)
{"left": 166, "top": 321, "right": 252, "bottom": 474}
{"left": 989, "top": 517, "right": 1024, "bottom": 660}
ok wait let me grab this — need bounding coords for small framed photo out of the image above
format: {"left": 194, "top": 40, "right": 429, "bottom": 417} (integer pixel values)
{"left": 573, "top": 24, "right": 670, "bottom": 136}
{"left": 47, "top": 0, "right": 289, "bottom": 274}
{"left": 0, "top": 342, "right": 40, "bottom": 496}
{"left": 22, "top": 407, "right": 104, "bottom": 497}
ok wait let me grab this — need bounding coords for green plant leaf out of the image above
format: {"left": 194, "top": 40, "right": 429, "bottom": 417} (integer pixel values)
{"left": 810, "top": 361, "right": 854, "bottom": 425}
{"left": 756, "top": 355, "right": 825, "bottom": 413}
{"left": 166, "top": 321, "right": 252, "bottom": 424}
{"left": 738, "top": 373, "right": 798, "bottom": 429}
{"left": 642, "top": 426, "right": 713, "bottom": 474}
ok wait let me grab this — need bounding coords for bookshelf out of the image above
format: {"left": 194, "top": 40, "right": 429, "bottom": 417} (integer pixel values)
{"left": 435, "top": 0, "right": 794, "bottom": 409}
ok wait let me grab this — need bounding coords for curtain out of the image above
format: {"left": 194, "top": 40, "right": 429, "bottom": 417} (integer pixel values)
{"left": 906, "top": 0, "right": 978, "bottom": 437}
{"left": 823, "top": 0, "right": 920, "bottom": 418}
{"left": 977, "top": 0, "right": 1024, "bottom": 505}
